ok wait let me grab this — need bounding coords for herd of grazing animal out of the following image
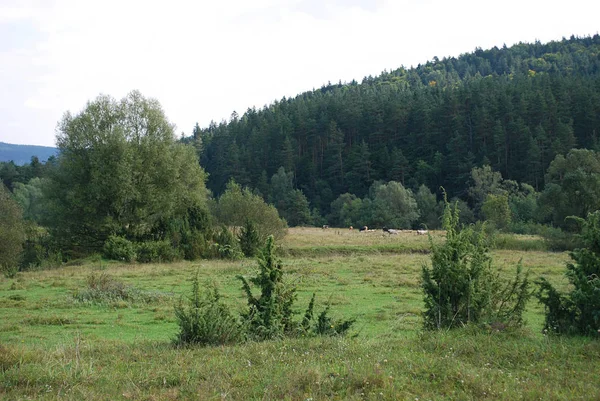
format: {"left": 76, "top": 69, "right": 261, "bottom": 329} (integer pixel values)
{"left": 322, "top": 224, "right": 428, "bottom": 235}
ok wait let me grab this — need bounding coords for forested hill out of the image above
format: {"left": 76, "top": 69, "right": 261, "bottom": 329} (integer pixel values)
{"left": 0, "top": 142, "right": 58, "bottom": 165}
{"left": 192, "top": 35, "right": 600, "bottom": 217}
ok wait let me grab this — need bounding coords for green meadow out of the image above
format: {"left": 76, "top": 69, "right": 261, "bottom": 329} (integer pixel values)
{"left": 1, "top": 228, "right": 598, "bottom": 400}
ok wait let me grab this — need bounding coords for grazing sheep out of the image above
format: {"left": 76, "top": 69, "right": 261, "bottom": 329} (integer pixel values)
{"left": 322, "top": 225, "right": 329, "bottom": 229}
{"left": 416, "top": 229, "right": 428, "bottom": 235}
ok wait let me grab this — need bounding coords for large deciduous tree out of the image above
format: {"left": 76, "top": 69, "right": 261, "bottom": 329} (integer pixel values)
{"left": 44, "top": 91, "right": 209, "bottom": 254}
{"left": 538, "top": 149, "right": 600, "bottom": 230}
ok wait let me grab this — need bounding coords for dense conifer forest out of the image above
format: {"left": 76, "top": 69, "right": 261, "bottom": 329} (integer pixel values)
{"left": 190, "top": 35, "right": 600, "bottom": 223}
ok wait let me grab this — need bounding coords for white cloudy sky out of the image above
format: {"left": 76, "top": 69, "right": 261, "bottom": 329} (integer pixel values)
{"left": 1, "top": 0, "right": 598, "bottom": 147}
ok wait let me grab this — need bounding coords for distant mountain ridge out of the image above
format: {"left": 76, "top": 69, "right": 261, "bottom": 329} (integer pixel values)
{"left": 0, "top": 142, "right": 58, "bottom": 165}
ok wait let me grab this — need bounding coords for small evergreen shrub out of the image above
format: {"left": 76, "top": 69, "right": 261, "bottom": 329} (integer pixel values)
{"left": 536, "top": 211, "right": 600, "bottom": 336}
{"left": 238, "top": 236, "right": 354, "bottom": 340}
{"left": 421, "top": 197, "right": 531, "bottom": 330}
{"left": 174, "top": 271, "right": 244, "bottom": 346}
{"left": 103, "top": 235, "right": 136, "bottom": 262}
{"left": 214, "top": 226, "right": 242, "bottom": 259}
{"left": 238, "top": 219, "right": 261, "bottom": 257}
{"left": 136, "top": 241, "right": 181, "bottom": 263}
{"left": 181, "top": 231, "right": 209, "bottom": 260}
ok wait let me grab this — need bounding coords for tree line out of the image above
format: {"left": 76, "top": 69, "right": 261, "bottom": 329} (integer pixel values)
{"left": 189, "top": 35, "right": 600, "bottom": 227}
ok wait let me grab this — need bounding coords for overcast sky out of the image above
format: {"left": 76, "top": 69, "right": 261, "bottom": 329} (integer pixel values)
{"left": 1, "top": 0, "right": 599, "bottom": 147}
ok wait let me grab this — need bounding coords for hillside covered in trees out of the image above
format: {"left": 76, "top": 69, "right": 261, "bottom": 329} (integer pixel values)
{"left": 3, "top": 35, "right": 600, "bottom": 274}
{"left": 192, "top": 35, "right": 600, "bottom": 225}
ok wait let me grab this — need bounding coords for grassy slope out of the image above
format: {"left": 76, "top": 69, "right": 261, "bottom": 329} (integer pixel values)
{"left": 1, "top": 228, "right": 597, "bottom": 400}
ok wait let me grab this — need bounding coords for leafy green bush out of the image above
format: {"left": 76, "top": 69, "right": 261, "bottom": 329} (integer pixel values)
{"left": 136, "top": 241, "right": 181, "bottom": 263}
{"left": 174, "top": 272, "right": 244, "bottom": 346}
{"left": 421, "top": 198, "right": 531, "bottom": 330}
{"left": 103, "top": 235, "right": 136, "bottom": 262}
{"left": 536, "top": 211, "right": 600, "bottom": 336}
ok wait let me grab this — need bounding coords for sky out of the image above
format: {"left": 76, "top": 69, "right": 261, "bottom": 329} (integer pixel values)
{"left": 1, "top": 0, "right": 599, "bottom": 147}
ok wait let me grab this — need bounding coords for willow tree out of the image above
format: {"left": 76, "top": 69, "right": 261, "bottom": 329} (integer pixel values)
{"left": 44, "top": 91, "right": 209, "bottom": 254}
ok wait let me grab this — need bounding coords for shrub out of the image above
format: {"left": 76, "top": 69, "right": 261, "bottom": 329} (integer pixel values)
{"left": 181, "top": 231, "right": 210, "bottom": 260}
{"left": 238, "top": 235, "right": 295, "bottom": 340}
{"left": 421, "top": 197, "right": 531, "bottom": 330}
{"left": 238, "top": 236, "right": 354, "bottom": 340}
{"left": 215, "top": 180, "right": 287, "bottom": 241}
{"left": 74, "top": 272, "right": 168, "bottom": 304}
{"left": 214, "top": 226, "right": 242, "bottom": 260}
{"left": 174, "top": 271, "right": 244, "bottom": 346}
{"left": 103, "top": 235, "right": 136, "bottom": 262}
{"left": 239, "top": 219, "right": 261, "bottom": 257}
{"left": 536, "top": 211, "right": 600, "bottom": 336}
{"left": 136, "top": 241, "right": 181, "bottom": 263}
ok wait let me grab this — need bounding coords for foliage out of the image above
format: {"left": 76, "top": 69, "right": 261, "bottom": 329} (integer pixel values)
{"left": 238, "top": 236, "right": 296, "bottom": 340}
{"left": 468, "top": 165, "right": 506, "bottom": 217}
{"left": 329, "top": 181, "right": 419, "bottom": 229}
{"left": 270, "top": 167, "right": 311, "bottom": 226}
{"left": 174, "top": 272, "right": 244, "bottom": 346}
{"left": 370, "top": 181, "right": 420, "bottom": 229}
{"left": 213, "top": 226, "right": 243, "bottom": 259}
{"left": 538, "top": 149, "right": 600, "bottom": 231}
{"left": 414, "top": 184, "right": 442, "bottom": 229}
{"left": 422, "top": 197, "right": 531, "bottom": 330}
{"left": 536, "top": 211, "right": 600, "bottom": 335}
{"left": 482, "top": 193, "right": 511, "bottom": 231}
{"left": 215, "top": 180, "right": 287, "bottom": 241}
{"left": 239, "top": 219, "right": 261, "bottom": 257}
{"left": 103, "top": 236, "right": 136, "bottom": 262}
{"left": 238, "top": 235, "right": 353, "bottom": 340}
{"left": 508, "top": 183, "right": 539, "bottom": 224}
{"left": 0, "top": 184, "right": 25, "bottom": 277}
{"left": 43, "top": 91, "right": 209, "bottom": 255}
{"left": 136, "top": 241, "right": 181, "bottom": 263}
{"left": 12, "top": 177, "right": 46, "bottom": 222}
{"left": 195, "top": 36, "right": 600, "bottom": 221}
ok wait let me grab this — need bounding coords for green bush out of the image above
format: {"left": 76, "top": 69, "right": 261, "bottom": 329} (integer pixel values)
{"left": 136, "top": 241, "right": 181, "bottom": 263}
{"left": 421, "top": 197, "right": 531, "bottom": 330}
{"left": 214, "top": 226, "right": 242, "bottom": 260}
{"left": 174, "top": 272, "right": 244, "bottom": 346}
{"left": 238, "top": 219, "right": 261, "bottom": 257}
{"left": 181, "top": 231, "right": 209, "bottom": 260}
{"left": 536, "top": 211, "right": 600, "bottom": 336}
{"left": 238, "top": 236, "right": 354, "bottom": 340}
{"left": 103, "top": 235, "right": 136, "bottom": 262}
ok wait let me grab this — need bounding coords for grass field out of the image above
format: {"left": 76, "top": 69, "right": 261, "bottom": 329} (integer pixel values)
{"left": 1, "top": 227, "right": 598, "bottom": 400}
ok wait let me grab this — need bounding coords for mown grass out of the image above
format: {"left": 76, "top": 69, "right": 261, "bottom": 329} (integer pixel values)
{"left": 0, "top": 228, "right": 596, "bottom": 400}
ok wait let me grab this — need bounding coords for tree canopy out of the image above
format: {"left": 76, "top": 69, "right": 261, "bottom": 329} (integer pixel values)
{"left": 44, "top": 91, "right": 209, "bottom": 253}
